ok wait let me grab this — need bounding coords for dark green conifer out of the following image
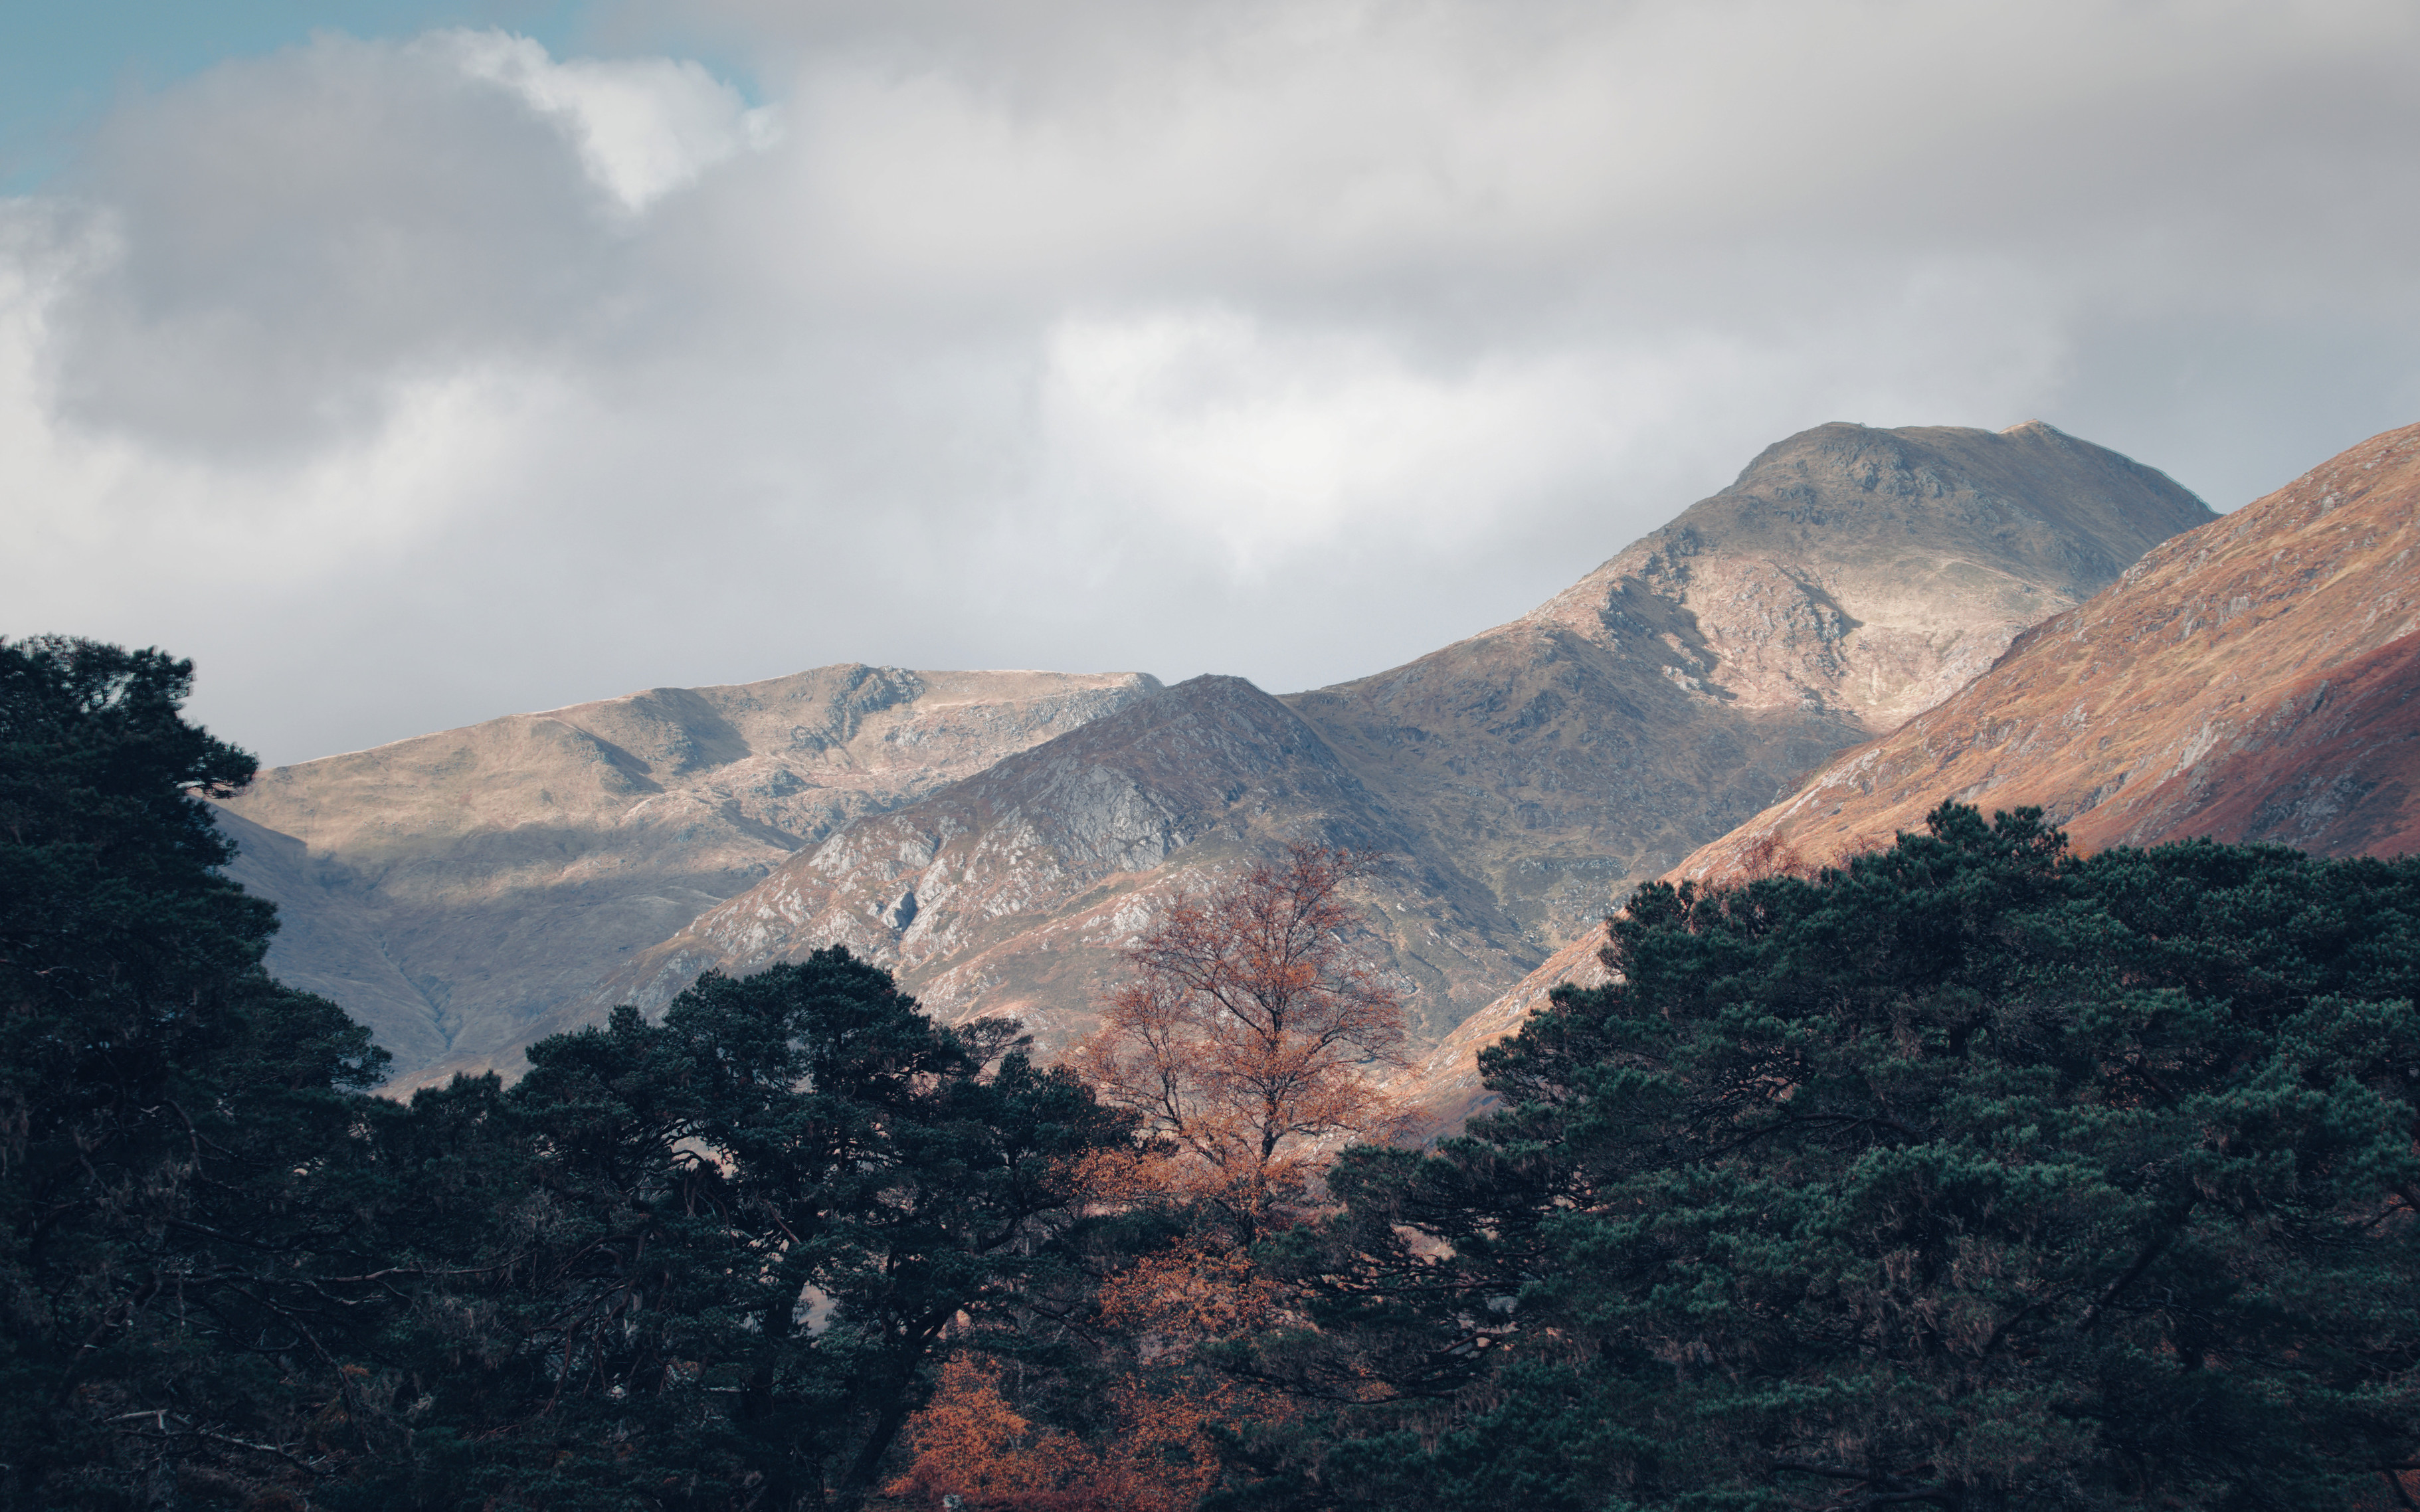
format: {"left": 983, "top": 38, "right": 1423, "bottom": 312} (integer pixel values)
{"left": 0, "top": 636, "right": 390, "bottom": 1507}
{"left": 0, "top": 636, "right": 1135, "bottom": 1511}
{"left": 1231, "top": 806, "right": 2420, "bottom": 1512}
{"left": 340, "top": 951, "right": 1136, "bottom": 1511}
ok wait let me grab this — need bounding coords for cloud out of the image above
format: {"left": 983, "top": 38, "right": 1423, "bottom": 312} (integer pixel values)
{"left": 441, "top": 31, "right": 779, "bottom": 213}
{"left": 33, "top": 34, "right": 608, "bottom": 456}
{"left": 5, "top": 1, "right": 2420, "bottom": 763}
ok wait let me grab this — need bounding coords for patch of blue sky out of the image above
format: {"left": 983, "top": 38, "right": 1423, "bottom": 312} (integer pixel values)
{"left": 0, "top": 0, "right": 600, "bottom": 192}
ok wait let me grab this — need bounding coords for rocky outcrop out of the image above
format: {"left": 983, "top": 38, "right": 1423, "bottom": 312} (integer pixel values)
{"left": 1672, "top": 420, "right": 2420, "bottom": 881}
{"left": 216, "top": 666, "right": 1161, "bottom": 1085}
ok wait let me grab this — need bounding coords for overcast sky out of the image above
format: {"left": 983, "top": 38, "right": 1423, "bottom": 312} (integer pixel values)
{"left": 6, "top": 0, "right": 2418, "bottom": 765}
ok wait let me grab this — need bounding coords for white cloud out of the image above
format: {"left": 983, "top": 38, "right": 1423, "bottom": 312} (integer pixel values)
{"left": 1036, "top": 310, "right": 1623, "bottom": 572}
{"left": 5, "top": 3, "right": 2420, "bottom": 763}
{"left": 1030, "top": 258, "right": 2073, "bottom": 577}
{"left": 440, "top": 31, "right": 779, "bottom": 213}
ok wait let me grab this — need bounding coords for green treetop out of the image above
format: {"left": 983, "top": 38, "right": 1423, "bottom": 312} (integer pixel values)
{"left": 0, "top": 636, "right": 391, "bottom": 1506}
{"left": 1228, "top": 805, "right": 2420, "bottom": 1512}
{"left": 336, "top": 951, "right": 1138, "bottom": 1512}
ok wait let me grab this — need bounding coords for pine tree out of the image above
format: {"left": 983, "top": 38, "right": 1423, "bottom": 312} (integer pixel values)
{"left": 0, "top": 637, "right": 391, "bottom": 1507}
{"left": 1230, "top": 806, "right": 2420, "bottom": 1512}
{"left": 340, "top": 951, "right": 1136, "bottom": 1512}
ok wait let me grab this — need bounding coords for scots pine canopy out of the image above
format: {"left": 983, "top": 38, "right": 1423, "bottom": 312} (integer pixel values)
{"left": 0, "top": 636, "right": 391, "bottom": 1505}
{"left": 0, "top": 638, "right": 1134, "bottom": 1511}
{"left": 1231, "top": 806, "right": 2420, "bottom": 1512}
{"left": 343, "top": 955, "right": 1135, "bottom": 1512}
{"left": 15, "top": 635, "right": 2420, "bottom": 1512}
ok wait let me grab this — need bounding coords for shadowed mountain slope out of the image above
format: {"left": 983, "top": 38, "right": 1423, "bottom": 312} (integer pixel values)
{"left": 215, "top": 666, "right": 1161, "bottom": 1083}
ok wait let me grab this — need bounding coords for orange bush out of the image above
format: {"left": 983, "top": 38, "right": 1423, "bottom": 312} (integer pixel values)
{"left": 887, "top": 1357, "right": 1091, "bottom": 1507}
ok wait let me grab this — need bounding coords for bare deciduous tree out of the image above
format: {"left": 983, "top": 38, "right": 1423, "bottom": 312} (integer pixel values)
{"left": 1075, "top": 843, "right": 1408, "bottom": 1237}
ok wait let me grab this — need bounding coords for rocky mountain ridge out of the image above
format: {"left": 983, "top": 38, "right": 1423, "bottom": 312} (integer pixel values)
{"left": 580, "top": 675, "right": 1531, "bottom": 1060}
{"left": 1675, "top": 418, "right": 2420, "bottom": 877}
{"left": 1283, "top": 419, "right": 2214, "bottom": 942}
{"left": 217, "top": 666, "right": 1161, "bottom": 1084}
{"left": 534, "top": 421, "right": 2213, "bottom": 1082}
{"left": 217, "top": 419, "right": 2219, "bottom": 1088}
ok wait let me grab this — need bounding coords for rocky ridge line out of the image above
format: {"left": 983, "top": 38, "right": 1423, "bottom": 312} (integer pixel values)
{"left": 1404, "top": 419, "right": 2420, "bottom": 1131}
{"left": 217, "top": 665, "right": 1161, "bottom": 1084}
{"left": 575, "top": 421, "right": 2212, "bottom": 1079}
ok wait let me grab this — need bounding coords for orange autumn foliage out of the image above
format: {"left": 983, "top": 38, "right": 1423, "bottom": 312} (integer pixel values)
{"left": 886, "top": 1220, "right": 1298, "bottom": 1509}
{"left": 1094, "top": 1234, "right": 1279, "bottom": 1364}
{"left": 886, "top": 1356, "right": 1091, "bottom": 1508}
{"left": 885, "top": 1353, "right": 1252, "bottom": 1512}
{"left": 1074, "top": 844, "right": 1409, "bottom": 1239}
{"left": 1732, "top": 830, "right": 1810, "bottom": 882}
{"left": 892, "top": 846, "right": 1382, "bottom": 1511}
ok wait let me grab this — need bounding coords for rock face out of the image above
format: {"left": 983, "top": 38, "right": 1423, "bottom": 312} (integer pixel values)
{"left": 588, "top": 421, "right": 2211, "bottom": 1072}
{"left": 1672, "top": 419, "right": 2420, "bottom": 882}
{"left": 215, "top": 666, "right": 1161, "bottom": 1086}
{"left": 1288, "top": 420, "right": 2215, "bottom": 945}
{"left": 593, "top": 675, "right": 1530, "bottom": 1056}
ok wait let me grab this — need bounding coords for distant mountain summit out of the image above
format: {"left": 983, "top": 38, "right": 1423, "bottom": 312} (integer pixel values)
{"left": 1536, "top": 420, "right": 2213, "bottom": 725}
{"left": 1408, "top": 419, "right": 2420, "bottom": 1134}
{"left": 1289, "top": 420, "right": 2215, "bottom": 943}
{"left": 1675, "top": 419, "right": 2420, "bottom": 878}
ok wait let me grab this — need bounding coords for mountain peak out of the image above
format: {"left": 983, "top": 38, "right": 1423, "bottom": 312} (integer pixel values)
{"left": 1674, "top": 418, "right": 2420, "bottom": 880}
{"left": 1519, "top": 420, "right": 2215, "bottom": 729}
{"left": 215, "top": 663, "right": 1163, "bottom": 1082}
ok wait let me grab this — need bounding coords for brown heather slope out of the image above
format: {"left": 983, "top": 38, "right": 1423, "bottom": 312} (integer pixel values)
{"left": 1404, "top": 419, "right": 2420, "bottom": 1134}
{"left": 1673, "top": 419, "right": 2420, "bottom": 881}
{"left": 215, "top": 666, "right": 1159, "bottom": 1086}
{"left": 581, "top": 421, "right": 2210, "bottom": 1074}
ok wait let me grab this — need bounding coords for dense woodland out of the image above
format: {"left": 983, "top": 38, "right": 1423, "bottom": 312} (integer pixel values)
{"left": 9, "top": 634, "right": 2420, "bottom": 1512}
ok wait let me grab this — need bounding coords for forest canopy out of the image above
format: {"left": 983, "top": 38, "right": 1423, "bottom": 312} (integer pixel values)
{"left": 0, "top": 637, "right": 1133, "bottom": 1510}
{"left": 7, "top": 636, "right": 2420, "bottom": 1512}
{"left": 1228, "top": 806, "right": 2420, "bottom": 1512}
